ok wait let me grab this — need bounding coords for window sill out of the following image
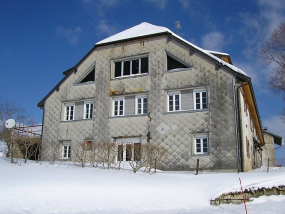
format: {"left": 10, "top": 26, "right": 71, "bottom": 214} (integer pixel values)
{"left": 165, "top": 109, "right": 209, "bottom": 115}
{"left": 112, "top": 73, "right": 148, "bottom": 80}
{"left": 164, "top": 68, "right": 192, "bottom": 73}
{"left": 110, "top": 114, "right": 147, "bottom": 119}
{"left": 74, "top": 81, "right": 95, "bottom": 86}
{"left": 192, "top": 153, "right": 210, "bottom": 157}
{"left": 60, "top": 118, "right": 93, "bottom": 123}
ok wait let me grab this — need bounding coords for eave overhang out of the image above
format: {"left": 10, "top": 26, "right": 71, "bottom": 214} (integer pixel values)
{"left": 240, "top": 82, "right": 265, "bottom": 145}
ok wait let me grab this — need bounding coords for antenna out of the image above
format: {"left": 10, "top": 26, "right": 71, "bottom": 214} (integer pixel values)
{"left": 5, "top": 119, "right": 16, "bottom": 129}
{"left": 175, "top": 21, "right": 182, "bottom": 34}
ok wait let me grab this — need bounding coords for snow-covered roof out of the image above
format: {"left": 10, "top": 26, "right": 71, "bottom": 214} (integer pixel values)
{"left": 206, "top": 50, "right": 230, "bottom": 56}
{"left": 96, "top": 22, "right": 248, "bottom": 77}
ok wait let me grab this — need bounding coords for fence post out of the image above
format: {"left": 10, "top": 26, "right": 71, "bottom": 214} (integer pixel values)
{"left": 267, "top": 158, "right": 270, "bottom": 173}
{"left": 196, "top": 159, "right": 199, "bottom": 175}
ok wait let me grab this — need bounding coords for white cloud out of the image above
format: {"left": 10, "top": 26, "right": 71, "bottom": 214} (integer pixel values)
{"left": 144, "top": 0, "right": 167, "bottom": 10}
{"left": 179, "top": 0, "right": 189, "bottom": 8}
{"left": 95, "top": 20, "right": 119, "bottom": 37}
{"left": 82, "top": 0, "right": 119, "bottom": 17}
{"left": 201, "top": 31, "right": 226, "bottom": 51}
{"left": 56, "top": 26, "right": 82, "bottom": 46}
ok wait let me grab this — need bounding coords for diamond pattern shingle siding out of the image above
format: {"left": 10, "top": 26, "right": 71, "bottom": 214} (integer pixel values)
{"left": 42, "top": 36, "right": 237, "bottom": 170}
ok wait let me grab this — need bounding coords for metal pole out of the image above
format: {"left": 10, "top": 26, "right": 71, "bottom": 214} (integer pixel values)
{"left": 239, "top": 178, "right": 248, "bottom": 214}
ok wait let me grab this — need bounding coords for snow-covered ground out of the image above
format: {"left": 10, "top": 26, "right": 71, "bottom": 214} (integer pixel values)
{"left": 0, "top": 158, "right": 285, "bottom": 214}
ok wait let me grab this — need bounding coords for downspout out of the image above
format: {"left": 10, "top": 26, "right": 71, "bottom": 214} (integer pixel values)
{"left": 233, "top": 75, "right": 240, "bottom": 173}
{"left": 40, "top": 106, "right": 45, "bottom": 162}
{"left": 236, "top": 85, "right": 244, "bottom": 172}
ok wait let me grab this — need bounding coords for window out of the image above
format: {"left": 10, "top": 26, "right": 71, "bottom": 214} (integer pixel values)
{"left": 116, "top": 137, "right": 141, "bottom": 161}
{"left": 111, "top": 95, "right": 147, "bottom": 117}
{"left": 84, "top": 102, "right": 93, "bottom": 119}
{"left": 194, "top": 89, "right": 207, "bottom": 110}
{"left": 62, "top": 145, "right": 71, "bottom": 159}
{"left": 166, "top": 88, "right": 208, "bottom": 113}
{"left": 84, "top": 140, "right": 92, "bottom": 151}
{"left": 165, "top": 51, "right": 191, "bottom": 71}
{"left": 62, "top": 99, "right": 94, "bottom": 121}
{"left": 114, "top": 56, "right": 148, "bottom": 78}
{"left": 75, "top": 65, "right": 95, "bottom": 84}
{"left": 113, "top": 98, "right": 124, "bottom": 116}
{"left": 136, "top": 96, "right": 147, "bottom": 114}
{"left": 167, "top": 92, "right": 181, "bottom": 112}
{"left": 65, "top": 104, "right": 75, "bottom": 121}
{"left": 194, "top": 134, "right": 208, "bottom": 155}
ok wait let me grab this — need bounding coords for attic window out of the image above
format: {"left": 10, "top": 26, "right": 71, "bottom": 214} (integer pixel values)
{"left": 75, "top": 65, "right": 95, "bottom": 84}
{"left": 165, "top": 51, "right": 191, "bottom": 71}
{"left": 113, "top": 55, "right": 149, "bottom": 78}
{"left": 80, "top": 68, "right": 95, "bottom": 83}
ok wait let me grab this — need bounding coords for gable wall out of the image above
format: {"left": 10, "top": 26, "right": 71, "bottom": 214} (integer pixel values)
{"left": 42, "top": 36, "right": 238, "bottom": 170}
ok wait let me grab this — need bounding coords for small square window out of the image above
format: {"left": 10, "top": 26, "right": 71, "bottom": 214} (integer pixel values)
{"left": 84, "top": 102, "right": 93, "bottom": 119}
{"left": 194, "top": 90, "right": 207, "bottom": 110}
{"left": 113, "top": 98, "right": 124, "bottom": 116}
{"left": 136, "top": 96, "right": 147, "bottom": 114}
{"left": 62, "top": 145, "right": 71, "bottom": 159}
{"left": 194, "top": 134, "right": 208, "bottom": 155}
{"left": 167, "top": 92, "right": 181, "bottom": 112}
{"left": 65, "top": 104, "right": 75, "bottom": 121}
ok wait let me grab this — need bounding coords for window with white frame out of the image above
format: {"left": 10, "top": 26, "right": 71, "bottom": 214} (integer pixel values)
{"left": 193, "top": 134, "right": 208, "bottom": 155}
{"left": 84, "top": 102, "right": 93, "bottom": 119}
{"left": 194, "top": 89, "right": 207, "bottom": 110}
{"left": 62, "top": 145, "right": 71, "bottom": 159}
{"left": 113, "top": 98, "right": 124, "bottom": 116}
{"left": 167, "top": 91, "right": 181, "bottom": 112}
{"left": 116, "top": 137, "right": 141, "bottom": 161}
{"left": 65, "top": 104, "right": 75, "bottom": 121}
{"left": 136, "top": 96, "right": 147, "bottom": 114}
{"left": 114, "top": 56, "right": 148, "bottom": 78}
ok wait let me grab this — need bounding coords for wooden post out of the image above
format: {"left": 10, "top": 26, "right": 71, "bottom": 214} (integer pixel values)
{"left": 196, "top": 159, "right": 199, "bottom": 175}
{"left": 154, "top": 158, "right": 157, "bottom": 173}
{"left": 267, "top": 158, "right": 270, "bottom": 173}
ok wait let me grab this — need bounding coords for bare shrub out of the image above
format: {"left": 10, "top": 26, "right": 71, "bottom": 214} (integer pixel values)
{"left": 99, "top": 142, "right": 117, "bottom": 169}
{"left": 16, "top": 136, "right": 41, "bottom": 163}
{"left": 128, "top": 143, "right": 143, "bottom": 173}
{"left": 72, "top": 141, "right": 91, "bottom": 167}
{"left": 1, "top": 129, "right": 20, "bottom": 163}
{"left": 42, "top": 139, "right": 60, "bottom": 164}
{"left": 89, "top": 142, "right": 100, "bottom": 168}
{"left": 142, "top": 144, "right": 168, "bottom": 173}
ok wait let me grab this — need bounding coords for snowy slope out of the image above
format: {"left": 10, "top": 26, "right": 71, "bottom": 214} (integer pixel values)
{"left": 0, "top": 157, "right": 284, "bottom": 214}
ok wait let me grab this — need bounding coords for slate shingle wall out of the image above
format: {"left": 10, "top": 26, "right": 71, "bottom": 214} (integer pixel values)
{"left": 42, "top": 35, "right": 237, "bottom": 170}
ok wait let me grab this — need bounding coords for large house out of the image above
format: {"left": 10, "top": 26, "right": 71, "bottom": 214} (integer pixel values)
{"left": 38, "top": 22, "right": 277, "bottom": 172}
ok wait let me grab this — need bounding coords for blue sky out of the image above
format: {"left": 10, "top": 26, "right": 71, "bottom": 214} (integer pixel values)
{"left": 1, "top": 0, "right": 285, "bottom": 157}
